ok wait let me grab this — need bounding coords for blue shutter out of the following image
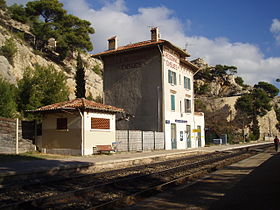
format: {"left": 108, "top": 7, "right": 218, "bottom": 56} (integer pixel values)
{"left": 168, "top": 70, "right": 172, "bottom": 84}
{"left": 171, "top": 95, "right": 175, "bottom": 111}
{"left": 187, "top": 78, "right": 191, "bottom": 89}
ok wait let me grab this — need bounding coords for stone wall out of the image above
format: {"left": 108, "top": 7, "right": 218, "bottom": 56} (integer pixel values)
{"left": 0, "top": 117, "right": 35, "bottom": 154}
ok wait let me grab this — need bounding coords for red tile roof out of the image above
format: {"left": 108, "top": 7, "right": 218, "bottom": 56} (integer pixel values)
{"left": 92, "top": 39, "right": 190, "bottom": 58}
{"left": 30, "top": 98, "right": 124, "bottom": 113}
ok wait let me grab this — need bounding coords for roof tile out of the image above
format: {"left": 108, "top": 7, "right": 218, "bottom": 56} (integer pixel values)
{"left": 31, "top": 98, "right": 124, "bottom": 113}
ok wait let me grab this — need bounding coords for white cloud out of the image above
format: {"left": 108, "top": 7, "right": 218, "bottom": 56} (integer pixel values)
{"left": 270, "top": 18, "right": 280, "bottom": 45}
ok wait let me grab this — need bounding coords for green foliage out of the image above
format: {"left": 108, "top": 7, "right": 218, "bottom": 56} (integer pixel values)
{"left": 235, "top": 76, "right": 244, "bottom": 86}
{"left": 274, "top": 106, "right": 280, "bottom": 132}
{"left": 17, "top": 64, "right": 69, "bottom": 119}
{"left": 194, "top": 99, "right": 206, "bottom": 112}
{"left": 23, "top": 0, "right": 94, "bottom": 60}
{"left": 254, "top": 81, "right": 279, "bottom": 98}
{"left": 194, "top": 65, "right": 237, "bottom": 83}
{"left": 8, "top": 4, "right": 29, "bottom": 23}
{"left": 0, "top": 78, "right": 17, "bottom": 118}
{"left": 0, "top": 38, "right": 17, "bottom": 65}
{"left": 92, "top": 65, "right": 103, "bottom": 77}
{"left": 235, "top": 88, "right": 272, "bottom": 118}
{"left": 194, "top": 67, "right": 212, "bottom": 81}
{"left": 251, "top": 117, "right": 260, "bottom": 140}
{"left": 0, "top": 0, "right": 7, "bottom": 10}
{"left": 75, "top": 54, "right": 86, "bottom": 98}
{"left": 196, "top": 83, "right": 210, "bottom": 95}
{"left": 213, "top": 65, "right": 237, "bottom": 77}
{"left": 94, "top": 95, "right": 103, "bottom": 103}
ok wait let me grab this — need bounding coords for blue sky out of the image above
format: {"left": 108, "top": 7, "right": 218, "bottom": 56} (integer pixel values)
{"left": 7, "top": 0, "right": 280, "bottom": 88}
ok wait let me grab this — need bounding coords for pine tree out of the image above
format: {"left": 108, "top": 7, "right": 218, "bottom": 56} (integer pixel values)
{"left": 75, "top": 53, "right": 86, "bottom": 98}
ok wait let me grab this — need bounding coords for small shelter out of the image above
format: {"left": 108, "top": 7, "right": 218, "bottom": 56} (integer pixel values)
{"left": 30, "top": 98, "right": 124, "bottom": 156}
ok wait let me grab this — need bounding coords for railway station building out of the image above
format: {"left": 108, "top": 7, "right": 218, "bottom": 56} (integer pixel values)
{"left": 93, "top": 28, "right": 205, "bottom": 150}
{"left": 31, "top": 98, "right": 124, "bottom": 155}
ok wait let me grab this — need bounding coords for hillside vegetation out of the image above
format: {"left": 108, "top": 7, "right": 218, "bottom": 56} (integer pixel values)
{"left": 192, "top": 58, "right": 280, "bottom": 143}
{"left": 0, "top": 0, "right": 103, "bottom": 120}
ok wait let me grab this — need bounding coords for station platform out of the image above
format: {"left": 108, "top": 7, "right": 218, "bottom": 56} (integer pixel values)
{"left": 126, "top": 143, "right": 279, "bottom": 210}
{"left": 0, "top": 141, "right": 272, "bottom": 179}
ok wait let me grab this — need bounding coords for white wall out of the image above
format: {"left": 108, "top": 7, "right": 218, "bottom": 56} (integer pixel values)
{"left": 162, "top": 46, "right": 205, "bottom": 149}
{"left": 83, "top": 112, "right": 116, "bottom": 155}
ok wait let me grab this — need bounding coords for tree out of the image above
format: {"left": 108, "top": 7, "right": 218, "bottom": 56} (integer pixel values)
{"left": 17, "top": 64, "right": 69, "bottom": 119}
{"left": 75, "top": 53, "right": 86, "bottom": 98}
{"left": 235, "top": 86, "right": 274, "bottom": 140}
{"left": 213, "top": 65, "right": 237, "bottom": 77}
{"left": 235, "top": 76, "right": 244, "bottom": 86}
{"left": 254, "top": 81, "right": 279, "bottom": 98}
{"left": 0, "top": 78, "right": 17, "bottom": 118}
{"left": 8, "top": 4, "right": 29, "bottom": 23}
{"left": 276, "top": 78, "right": 280, "bottom": 82}
{"left": 25, "top": 0, "right": 94, "bottom": 59}
{"left": 0, "top": 0, "right": 7, "bottom": 10}
{"left": 25, "top": 0, "right": 65, "bottom": 23}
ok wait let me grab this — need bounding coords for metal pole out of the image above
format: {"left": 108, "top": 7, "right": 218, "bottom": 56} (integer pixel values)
{"left": 15, "top": 118, "right": 19, "bottom": 154}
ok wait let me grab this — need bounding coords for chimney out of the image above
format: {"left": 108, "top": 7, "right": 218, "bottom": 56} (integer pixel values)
{"left": 108, "top": 36, "right": 117, "bottom": 50}
{"left": 151, "top": 27, "right": 160, "bottom": 42}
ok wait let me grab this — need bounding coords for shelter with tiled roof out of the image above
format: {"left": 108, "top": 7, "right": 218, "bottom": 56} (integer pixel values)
{"left": 31, "top": 98, "right": 124, "bottom": 156}
{"left": 92, "top": 27, "right": 205, "bottom": 150}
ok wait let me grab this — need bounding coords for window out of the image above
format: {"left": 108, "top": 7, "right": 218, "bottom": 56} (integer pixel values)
{"left": 168, "top": 70, "right": 177, "bottom": 85}
{"left": 57, "top": 118, "right": 67, "bottom": 130}
{"left": 171, "top": 95, "right": 175, "bottom": 111}
{"left": 184, "top": 76, "right": 191, "bottom": 90}
{"left": 184, "top": 99, "right": 191, "bottom": 113}
{"left": 91, "top": 118, "right": 110, "bottom": 129}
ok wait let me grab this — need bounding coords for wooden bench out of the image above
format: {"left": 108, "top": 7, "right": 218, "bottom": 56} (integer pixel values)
{"left": 95, "top": 145, "right": 115, "bottom": 154}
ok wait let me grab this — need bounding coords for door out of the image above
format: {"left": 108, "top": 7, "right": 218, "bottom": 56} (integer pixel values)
{"left": 171, "top": 123, "right": 177, "bottom": 149}
{"left": 197, "top": 125, "right": 202, "bottom": 147}
{"left": 186, "top": 125, "right": 191, "bottom": 148}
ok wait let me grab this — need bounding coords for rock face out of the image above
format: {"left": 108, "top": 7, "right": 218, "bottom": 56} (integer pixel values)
{"left": 193, "top": 58, "right": 280, "bottom": 141}
{"left": 0, "top": 23, "right": 103, "bottom": 100}
{"left": 191, "top": 58, "right": 250, "bottom": 97}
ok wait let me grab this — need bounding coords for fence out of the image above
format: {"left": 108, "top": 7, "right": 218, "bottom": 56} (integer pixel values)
{"left": 0, "top": 117, "right": 35, "bottom": 154}
{"left": 114, "top": 130, "right": 165, "bottom": 152}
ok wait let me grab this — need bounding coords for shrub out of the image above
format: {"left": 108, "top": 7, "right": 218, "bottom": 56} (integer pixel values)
{"left": 0, "top": 38, "right": 17, "bottom": 65}
{"left": 0, "top": 77, "right": 17, "bottom": 118}
{"left": 92, "top": 65, "right": 103, "bottom": 77}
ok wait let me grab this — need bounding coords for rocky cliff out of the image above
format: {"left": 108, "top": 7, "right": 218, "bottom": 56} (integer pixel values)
{"left": 193, "top": 58, "right": 280, "bottom": 142}
{"left": 0, "top": 11, "right": 103, "bottom": 100}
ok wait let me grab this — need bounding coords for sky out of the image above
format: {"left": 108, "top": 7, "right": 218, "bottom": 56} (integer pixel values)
{"left": 6, "top": 0, "right": 280, "bottom": 89}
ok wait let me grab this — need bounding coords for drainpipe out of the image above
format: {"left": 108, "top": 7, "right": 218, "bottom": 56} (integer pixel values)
{"left": 78, "top": 109, "right": 85, "bottom": 156}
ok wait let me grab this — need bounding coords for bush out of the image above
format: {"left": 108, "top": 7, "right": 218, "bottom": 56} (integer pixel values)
{"left": 0, "top": 38, "right": 17, "bottom": 65}
{"left": 17, "top": 64, "right": 69, "bottom": 119}
{"left": 0, "top": 77, "right": 17, "bottom": 118}
{"left": 92, "top": 65, "right": 103, "bottom": 77}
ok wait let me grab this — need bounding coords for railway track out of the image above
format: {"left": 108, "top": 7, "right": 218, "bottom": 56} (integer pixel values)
{"left": 0, "top": 143, "right": 273, "bottom": 209}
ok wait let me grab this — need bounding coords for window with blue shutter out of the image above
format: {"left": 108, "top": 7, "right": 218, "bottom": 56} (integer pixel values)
{"left": 171, "top": 95, "right": 175, "bottom": 111}
{"left": 184, "top": 77, "right": 191, "bottom": 90}
{"left": 168, "top": 70, "right": 177, "bottom": 85}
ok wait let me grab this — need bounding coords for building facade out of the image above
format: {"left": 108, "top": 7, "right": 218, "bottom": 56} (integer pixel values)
{"left": 93, "top": 28, "right": 205, "bottom": 149}
{"left": 32, "top": 98, "right": 124, "bottom": 155}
